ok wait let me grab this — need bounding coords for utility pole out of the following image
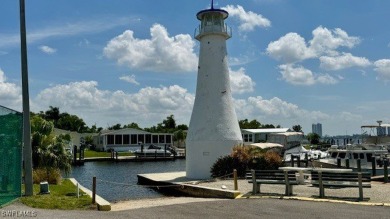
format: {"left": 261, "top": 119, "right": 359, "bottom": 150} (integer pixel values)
{"left": 19, "top": 0, "right": 33, "bottom": 196}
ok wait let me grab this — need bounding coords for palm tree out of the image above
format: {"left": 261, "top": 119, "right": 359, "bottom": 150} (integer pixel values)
{"left": 31, "top": 115, "right": 72, "bottom": 182}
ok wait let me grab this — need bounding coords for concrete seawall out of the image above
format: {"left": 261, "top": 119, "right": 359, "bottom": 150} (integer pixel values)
{"left": 137, "top": 172, "right": 240, "bottom": 199}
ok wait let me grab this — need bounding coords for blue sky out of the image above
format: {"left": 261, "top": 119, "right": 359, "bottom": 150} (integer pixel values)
{"left": 1, "top": 0, "right": 390, "bottom": 136}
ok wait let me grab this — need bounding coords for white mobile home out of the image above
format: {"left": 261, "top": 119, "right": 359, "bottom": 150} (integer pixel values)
{"left": 93, "top": 128, "right": 173, "bottom": 152}
{"left": 241, "top": 128, "right": 291, "bottom": 145}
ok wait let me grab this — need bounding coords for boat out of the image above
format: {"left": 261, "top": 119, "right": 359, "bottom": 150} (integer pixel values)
{"left": 358, "top": 121, "right": 390, "bottom": 151}
{"left": 134, "top": 144, "right": 173, "bottom": 157}
{"left": 283, "top": 145, "right": 328, "bottom": 162}
{"left": 312, "top": 144, "right": 389, "bottom": 175}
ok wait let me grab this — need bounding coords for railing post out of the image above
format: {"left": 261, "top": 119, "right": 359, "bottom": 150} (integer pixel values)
{"left": 233, "top": 169, "right": 238, "bottom": 190}
{"left": 345, "top": 158, "right": 350, "bottom": 169}
{"left": 92, "top": 176, "right": 96, "bottom": 204}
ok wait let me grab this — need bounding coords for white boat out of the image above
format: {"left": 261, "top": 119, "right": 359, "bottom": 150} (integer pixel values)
{"left": 312, "top": 144, "right": 389, "bottom": 174}
{"left": 283, "top": 145, "right": 328, "bottom": 162}
{"left": 134, "top": 144, "right": 173, "bottom": 157}
{"left": 359, "top": 121, "right": 390, "bottom": 151}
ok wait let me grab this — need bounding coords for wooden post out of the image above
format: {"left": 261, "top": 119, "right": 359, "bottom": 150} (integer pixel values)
{"left": 372, "top": 159, "right": 376, "bottom": 176}
{"left": 115, "top": 151, "right": 118, "bottom": 160}
{"left": 384, "top": 159, "right": 388, "bottom": 183}
{"left": 233, "top": 169, "right": 238, "bottom": 190}
{"left": 284, "top": 171, "right": 291, "bottom": 196}
{"left": 251, "top": 169, "right": 257, "bottom": 194}
{"left": 358, "top": 172, "right": 363, "bottom": 201}
{"left": 291, "top": 155, "right": 295, "bottom": 167}
{"left": 73, "top": 145, "right": 77, "bottom": 164}
{"left": 297, "top": 156, "right": 301, "bottom": 167}
{"left": 337, "top": 158, "right": 341, "bottom": 168}
{"left": 318, "top": 171, "right": 324, "bottom": 198}
{"left": 305, "top": 153, "right": 309, "bottom": 167}
{"left": 357, "top": 159, "right": 361, "bottom": 172}
{"left": 92, "top": 176, "right": 96, "bottom": 204}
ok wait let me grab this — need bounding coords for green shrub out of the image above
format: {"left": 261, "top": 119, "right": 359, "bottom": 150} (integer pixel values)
{"left": 248, "top": 151, "right": 284, "bottom": 170}
{"left": 33, "top": 168, "right": 62, "bottom": 185}
{"left": 210, "top": 156, "right": 248, "bottom": 178}
{"left": 210, "top": 146, "right": 284, "bottom": 178}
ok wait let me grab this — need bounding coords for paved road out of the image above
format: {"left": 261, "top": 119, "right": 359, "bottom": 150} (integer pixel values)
{"left": 2, "top": 199, "right": 389, "bottom": 219}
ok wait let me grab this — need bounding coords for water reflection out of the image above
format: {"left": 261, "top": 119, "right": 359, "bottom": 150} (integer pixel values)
{"left": 69, "top": 159, "right": 185, "bottom": 202}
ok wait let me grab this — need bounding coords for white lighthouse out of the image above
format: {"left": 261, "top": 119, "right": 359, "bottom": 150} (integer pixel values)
{"left": 186, "top": 2, "right": 243, "bottom": 179}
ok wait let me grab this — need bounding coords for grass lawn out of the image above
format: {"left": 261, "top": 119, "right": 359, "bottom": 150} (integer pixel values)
{"left": 20, "top": 179, "right": 96, "bottom": 210}
{"left": 84, "top": 150, "right": 133, "bottom": 158}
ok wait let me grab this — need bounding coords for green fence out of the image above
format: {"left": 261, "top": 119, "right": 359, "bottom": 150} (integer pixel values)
{"left": 0, "top": 106, "right": 22, "bottom": 206}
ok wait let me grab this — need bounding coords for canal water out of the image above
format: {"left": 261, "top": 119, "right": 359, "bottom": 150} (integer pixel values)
{"left": 69, "top": 159, "right": 185, "bottom": 202}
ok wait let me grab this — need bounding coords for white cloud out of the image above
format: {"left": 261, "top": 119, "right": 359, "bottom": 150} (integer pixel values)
{"left": 338, "top": 111, "right": 363, "bottom": 121}
{"left": 103, "top": 24, "right": 198, "bottom": 73}
{"left": 229, "top": 67, "right": 255, "bottom": 94}
{"left": 119, "top": 74, "right": 140, "bottom": 85}
{"left": 39, "top": 45, "right": 57, "bottom": 54}
{"left": 222, "top": 5, "right": 271, "bottom": 32}
{"left": 374, "top": 59, "right": 390, "bottom": 81}
{"left": 266, "top": 33, "right": 314, "bottom": 63}
{"left": 235, "top": 96, "right": 330, "bottom": 122}
{"left": 278, "top": 64, "right": 338, "bottom": 85}
{"left": 0, "top": 17, "right": 137, "bottom": 48}
{"left": 267, "top": 26, "right": 361, "bottom": 63}
{"left": 319, "top": 53, "right": 371, "bottom": 70}
{"left": 309, "top": 27, "right": 361, "bottom": 56}
{"left": 0, "top": 69, "right": 22, "bottom": 110}
{"left": 34, "top": 81, "right": 194, "bottom": 128}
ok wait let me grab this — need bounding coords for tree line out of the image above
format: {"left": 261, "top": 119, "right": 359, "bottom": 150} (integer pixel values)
{"left": 34, "top": 106, "right": 308, "bottom": 135}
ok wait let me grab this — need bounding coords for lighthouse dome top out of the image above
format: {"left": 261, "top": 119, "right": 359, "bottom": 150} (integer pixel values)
{"left": 196, "top": 2, "right": 228, "bottom": 20}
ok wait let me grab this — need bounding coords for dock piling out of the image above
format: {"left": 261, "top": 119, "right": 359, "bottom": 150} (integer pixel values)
{"left": 92, "top": 176, "right": 96, "bottom": 204}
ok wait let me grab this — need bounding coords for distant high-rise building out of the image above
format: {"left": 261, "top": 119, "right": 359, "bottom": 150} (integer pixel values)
{"left": 312, "top": 123, "right": 322, "bottom": 137}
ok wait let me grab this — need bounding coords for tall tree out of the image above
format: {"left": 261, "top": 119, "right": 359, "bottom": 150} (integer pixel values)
{"left": 44, "top": 106, "right": 60, "bottom": 125}
{"left": 108, "top": 123, "right": 122, "bottom": 130}
{"left": 292, "top": 125, "right": 303, "bottom": 132}
{"left": 239, "top": 119, "right": 261, "bottom": 129}
{"left": 307, "top": 132, "right": 320, "bottom": 144}
{"left": 163, "top": 115, "right": 176, "bottom": 130}
{"left": 123, "top": 122, "right": 142, "bottom": 130}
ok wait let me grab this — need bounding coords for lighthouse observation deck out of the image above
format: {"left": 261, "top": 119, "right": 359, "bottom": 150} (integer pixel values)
{"left": 194, "top": 23, "right": 232, "bottom": 40}
{"left": 194, "top": 8, "right": 232, "bottom": 40}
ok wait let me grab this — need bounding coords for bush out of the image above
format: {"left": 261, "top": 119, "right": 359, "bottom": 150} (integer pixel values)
{"left": 210, "top": 146, "right": 284, "bottom": 178}
{"left": 210, "top": 156, "right": 247, "bottom": 178}
{"left": 33, "top": 168, "right": 62, "bottom": 185}
{"left": 248, "top": 151, "right": 284, "bottom": 170}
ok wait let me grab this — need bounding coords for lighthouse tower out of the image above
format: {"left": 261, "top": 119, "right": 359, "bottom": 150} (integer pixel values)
{"left": 186, "top": 2, "right": 243, "bottom": 179}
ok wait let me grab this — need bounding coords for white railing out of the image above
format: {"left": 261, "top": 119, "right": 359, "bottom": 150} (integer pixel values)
{"left": 194, "top": 24, "right": 232, "bottom": 39}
